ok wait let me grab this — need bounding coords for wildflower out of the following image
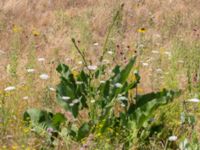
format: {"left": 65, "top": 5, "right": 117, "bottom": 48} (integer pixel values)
{"left": 118, "top": 96, "right": 127, "bottom": 101}
{"left": 73, "top": 99, "right": 80, "bottom": 104}
{"left": 69, "top": 103, "right": 74, "bottom": 107}
{"left": 178, "top": 60, "right": 184, "bottom": 64}
{"left": 121, "top": 103, "right": 126, "bottom": 107}
{"left": 156, "top": 68, "right": 162, "bottom": 73}
{"left": 49, "top": 87, "right": 56, "bottom": 91}
{"left": 32, "top": 29, "right": 40, "bottom": 36}
{"left": 103, "top": 59, "right": 110, "bottom": 64}
{"left": 12, "top": 25, "right": 22, "bottom": 33}
{"left": 39, "top": 74, "right": 49, "bottom": 80}
{"left": 138, "top": 27, "right": 147, "bottom": 33}
{"left": 142, "top": 62, "right": 149, "bottom": 67}
{"left": 47, "top": 127, "right": 54, "bottom": 134}
{"left": 107, "top": 51, "right": 113, "bottom": 55}
{"left": 88, "top": 65, "right": 97, "bottom": 71}
{"left": 76, "top": 81, "right": 83, "bottom": 85}
{"left": 93, "top": 42, "right": 99, "bottom": 46}
{"left": 37, "top": 57, "right": 45, "bottom": 62}
{"left": 62, "top": 96, "right": 70, "bottom": 101}
{"left": 100, "top": 80, "right": 106, "bottom": 84}
{"left": 164, "top": 51, "right": 171, "bottom": 57}
{"left": 168, "top": 135, "right": 178, "bottom": 141}
{"left": 187, "top": 98, "right": 200, "bottom": 103}
{"left": 23, "top": 96, "right": 29, "bottom": 100}
{"left": 78, "top": 61, "right": 83, "bottom": 65}
{"left": 115, "top": 83, "right": 123, "bottom": 88}
{"left": 27, "top": 68, "right": 35, "bottom": 73}
{"left": 91, "top": 99, "right": 95, "bottom": 103}
{"left": 152, "top": 50, "right": 159, "bottom": 54}
{"left": 4, "top": 86, "right": 16, "bottom": 92}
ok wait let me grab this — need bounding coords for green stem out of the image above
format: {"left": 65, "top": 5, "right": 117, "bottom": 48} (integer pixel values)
{"left": 99, "top": 4, "right": 124, "bottom": 62}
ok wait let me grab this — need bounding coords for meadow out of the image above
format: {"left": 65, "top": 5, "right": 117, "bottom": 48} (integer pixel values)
{"left": 0, "top": 0, "right": 200, "bottom": 149}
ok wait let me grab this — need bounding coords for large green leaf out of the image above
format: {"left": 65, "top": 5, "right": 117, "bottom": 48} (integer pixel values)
{"left": 23, "top": 108, "right": 66, "bottom": 131}
{"left": 77, "top": 122, "right": 91, "bottom": 141}
{"left": 56, "top": 64, "right": 89, "bottom": 118}
{"left": 128, "top": 90, "right": 180, "bottom": 128}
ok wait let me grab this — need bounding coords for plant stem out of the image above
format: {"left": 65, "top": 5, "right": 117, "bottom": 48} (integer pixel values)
{"left": 99, "top": 4, "right": 124, "bottom": 62}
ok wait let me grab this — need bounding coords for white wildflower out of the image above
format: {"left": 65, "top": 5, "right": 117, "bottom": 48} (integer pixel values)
{"left": 115, "top": 83, "right": 123, "bottom": 88}
{"left": 78, "top": 61, "right": 83, "bottom": 65}
{"left": 23, "top": 96, "right": 29, "bottom": 100}
{"left": 49, "top": 87, "right": 56, "bottom": 91}
{"left": 62, "top": 96, "right": 70, "bottom": 101}
{"left": 27, "top": 68, "right": 35, "bottom": 73}
{"left": 69, "top": 103, "right": 74, "bottom": 107}
{"left": 107, "top": 51, "right": 113, "bottom": 55}
{"left": 100, "top": 80, "right": 106, "bottom": 84}
{"left": 142, "top": 62, "right": 149, "bottom": 67}
{"left": 187, "top": 98, "right": 200, "bottom": 103}
{"left": 4, "top": 86, "right": 16, "bottom": 92}
{"left": 121, "top": 103, "right": 126, "bottom": 107}
{"left": 178, "top": 60, "right": 184, "bottom": 64}
{"left": 39, "top": 74, "right": 49, "bottom": 80}
{"left": 168, "top": 135, "right": 178, "bottom": 141}
{"left": 73, "top": 99, "right": 80, "bottom": 104}
{"left": 76, "top": 81, "right": 83, "bottom": 85}
{"left": 152, "top": 50, "right": 159, "bottom": 54}
{"left": 91, "top": 99, "right": 95, "bottom": 103}
{"left": 164, "top": 51, "right": 171, "bottom": 57}
{"left": 93, "top": 42, "right": 99, "bottom": 46}
{"left": 118, "top": 96, "right": 127, "bottom": 101}
{"left": 156, "top": 68, "right": 162, "bottom": 73}
{"left": 88, "top": 65, "right": 97, "bottom": 71}
{"left": 38, "top": 57, "right": 45, "bottom": 62}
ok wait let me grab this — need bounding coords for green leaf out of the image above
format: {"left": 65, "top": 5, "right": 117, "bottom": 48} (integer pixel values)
{"left": 128, "top": 90, "right": 180, "bottom": 128}
{"left": 77, "top": 123, "right": 91, "bottom": 141}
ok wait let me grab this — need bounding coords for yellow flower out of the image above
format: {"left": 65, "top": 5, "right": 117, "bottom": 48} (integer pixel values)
{"left": 72, "top": 70, "right": 79, "bottom": 78}
{"left": 138, "top": 28, "right": 147, "bottom": 33}
{"left": 12, "top": 145, "right": 18, "bottom": 150}
{"left": 32, "top": 29, "right": 40, "bottom": 36}
{"left": 12, "top": 25, "right": 22, "bottom": 33}
{"left": 23, "top": 128, "right": 30, "bottom": 134}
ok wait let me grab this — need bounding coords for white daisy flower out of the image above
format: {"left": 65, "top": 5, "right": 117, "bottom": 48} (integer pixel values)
{"left": 88, "top": 65, "right": 97, "bottom": 71}
{"left": 39, "top": 74, "right": 49, "bottom": 80}
{"left": 115, "top": 83, "right": 123, "bottom": 88}
{"left": 168, "top": 135, "right": 177, "bottom": 141}
{"left": 27, "top": 68, "right": 35, "bottom": 73}
{"left": 4, "top": 86, "right": 16, "bottom": 92}
{"left": 187, "top": 98, "right": 200, "bottom": 103}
